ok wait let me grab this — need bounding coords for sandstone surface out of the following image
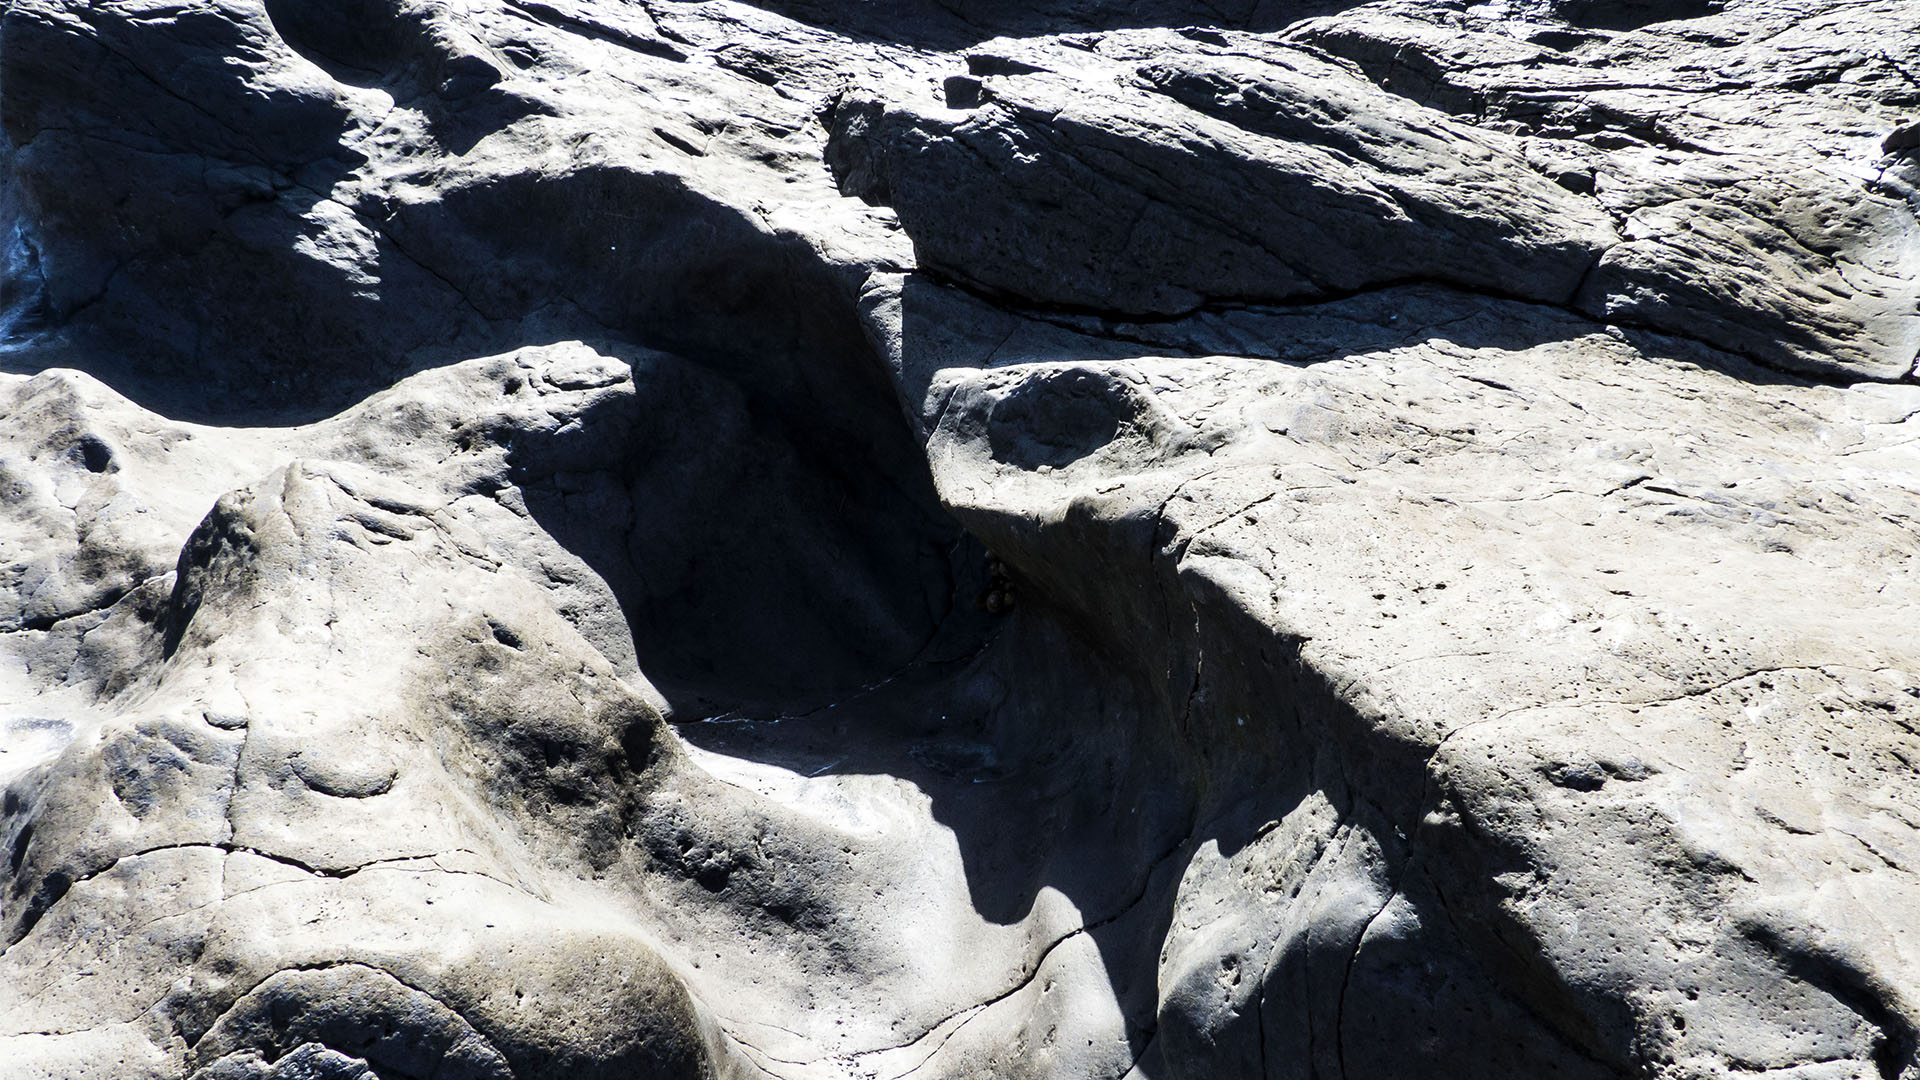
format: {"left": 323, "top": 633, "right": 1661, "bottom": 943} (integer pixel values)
{"left": 2, "top": 0, "right": 1919, "bottom": 1078}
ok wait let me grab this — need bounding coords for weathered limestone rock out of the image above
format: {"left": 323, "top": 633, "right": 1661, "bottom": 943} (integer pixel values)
{"left": 2, "top": 0, "right": 1918, "bottom": 1078}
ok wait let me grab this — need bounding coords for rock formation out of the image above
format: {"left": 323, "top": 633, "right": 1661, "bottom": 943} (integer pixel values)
{"left": 2, "top": 0, "right": 1918, "bottom": 1076}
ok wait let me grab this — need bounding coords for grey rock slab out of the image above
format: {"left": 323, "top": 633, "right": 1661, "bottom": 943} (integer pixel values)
{"left": 826, "top": 30, "right": 1618, "bottom": 315}
{"left": 2, "top": 452, "right": 742, "bottom": 1078}
{"left": 897, "top": 274, "right": 1920, "bottom": 1075}
{"left": 0, "top": 351, "right": 1171, "bottom": 1078}
{"left": 3, "top": 0, "right": 1920, "bottom": 1077}
{"left": 1575, "top": 149, "right": 1920, "bottom": 380}
{"left": 1288, "top": 0, "right": 1920, "bottom": 381}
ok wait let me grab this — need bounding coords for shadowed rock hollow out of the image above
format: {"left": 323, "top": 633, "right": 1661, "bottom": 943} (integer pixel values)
{"left": 2, "top": 0, "right": 1919, "bottom": 1078}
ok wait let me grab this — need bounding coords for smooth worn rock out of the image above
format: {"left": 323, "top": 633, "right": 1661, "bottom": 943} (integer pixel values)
{"left": 2, "top": 0, "right": 1918, "bottom": 1079}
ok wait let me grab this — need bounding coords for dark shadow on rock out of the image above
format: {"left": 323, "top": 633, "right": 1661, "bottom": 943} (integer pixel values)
{"left": 0, "top": 0, "right": 489, "bottom": 424}
{"left": 13, "top": 148, "right": 947, "bottom": 425}
{"left": 3, "top": 0, "right": 769, "bottom": 426}
{"left": 510, "top": 342, "right": 980, "bottom": 713}
{"left": 1553, "top": 0, "right": 1724, "bottom": 30}
{"left": 641, "top": 427, "right": 1625, "bottom": 1075}
{"left": 261, "top": 0, "right": 555, "bottom": 156}
{"left": 619, "top": 254, "right": 1776, "bottom": 1073}
{"left": 521, "top": 260, "right": 1638, "bottom": 1073}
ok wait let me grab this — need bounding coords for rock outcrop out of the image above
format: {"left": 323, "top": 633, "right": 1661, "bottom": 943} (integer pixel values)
{"left": 2, "top": 0, "right": 1918, "bottom": 1078}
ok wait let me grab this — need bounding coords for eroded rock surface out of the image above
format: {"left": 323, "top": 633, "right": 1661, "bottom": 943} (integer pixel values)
{"left": 1, "top": 0, "right": 1917, "bottom": 1078}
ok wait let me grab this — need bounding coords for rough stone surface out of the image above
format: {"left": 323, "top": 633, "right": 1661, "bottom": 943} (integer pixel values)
{"left": 1, "top": 0, "right": 1918, "bottom": 1079}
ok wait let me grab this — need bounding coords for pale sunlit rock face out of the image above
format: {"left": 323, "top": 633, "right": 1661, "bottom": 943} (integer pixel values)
{"left": 2, "top": 0, "right": 1919, "bottom": 1077}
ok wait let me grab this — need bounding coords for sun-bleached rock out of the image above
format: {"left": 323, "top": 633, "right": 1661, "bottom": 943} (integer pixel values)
{"left": 3, "top": 0, "right": 1918, "bottom": 1077}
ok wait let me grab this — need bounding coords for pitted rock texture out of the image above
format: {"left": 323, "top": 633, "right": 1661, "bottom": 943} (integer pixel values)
{"left": 1, "top": 1, "right": 1918, "bottom": 1079}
